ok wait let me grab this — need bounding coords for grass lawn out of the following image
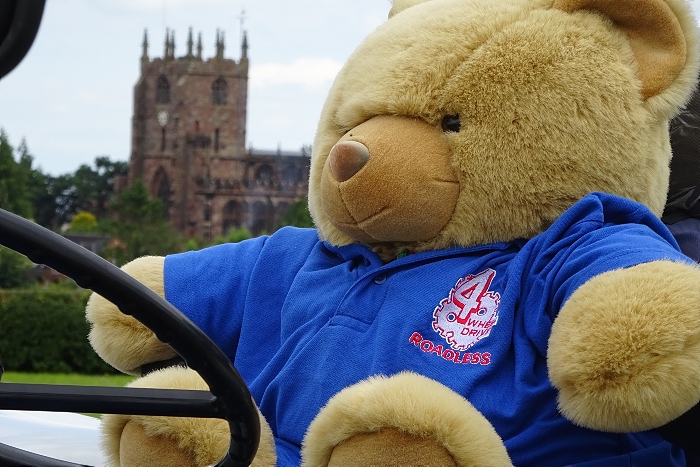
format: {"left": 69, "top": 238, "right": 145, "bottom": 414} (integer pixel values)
{"left": 2, "top": 371, "right": 134, "bottom": 386}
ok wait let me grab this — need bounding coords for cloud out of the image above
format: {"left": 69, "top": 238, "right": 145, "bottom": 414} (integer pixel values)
{"left": 250, "top": 58, "right": 343, "bottom": 88}
{"left": 101, "top": 0, "right": 229, "bottom": 12}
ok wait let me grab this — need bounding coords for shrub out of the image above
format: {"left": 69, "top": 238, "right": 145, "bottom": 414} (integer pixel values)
{"left": 0, "top": 288, "right": 117, "bottom": 374}
{"left": 68, "top": 210, "right": 98, "bottom": 233}
{"left": 0, "top": 246, "right": 32, "bottom": 288}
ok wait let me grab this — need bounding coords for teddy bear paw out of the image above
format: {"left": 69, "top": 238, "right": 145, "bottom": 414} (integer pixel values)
{"left": 548, "top": 260, "right": 700, "bottom": 432}
{"left": 323, "top": 427, "right": 459, "bottom": 467}
{"left": 100, "top": 366, "right": 276, "bottom": 467}
{"left": 301, "top": 372, "right": 512, "bottom": 467}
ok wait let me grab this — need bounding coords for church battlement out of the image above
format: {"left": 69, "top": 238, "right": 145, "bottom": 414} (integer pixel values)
{"left": 140, "top": 27, "right": 248, "bottom": 70}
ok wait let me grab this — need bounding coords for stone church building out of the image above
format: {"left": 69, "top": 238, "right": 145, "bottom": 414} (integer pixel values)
{"left": 128, "top": 28, "right": 310, "bottom": 240}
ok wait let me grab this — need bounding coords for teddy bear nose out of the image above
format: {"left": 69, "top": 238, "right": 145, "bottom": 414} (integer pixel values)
{"left": 328, "top": 140, "right": 370, "bottom": 182}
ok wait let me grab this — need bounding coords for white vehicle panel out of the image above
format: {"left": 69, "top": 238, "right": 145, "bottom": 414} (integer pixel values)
{"left": 0, "top": 410, "right": 107, "bottom": 466}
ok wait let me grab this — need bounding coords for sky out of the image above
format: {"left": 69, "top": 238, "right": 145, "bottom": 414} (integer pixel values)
{"left": 0, "top": 0, "right": 699, "bottom": 176}
{"left": 0, "top": 0, "right": 390, "bottom": 175}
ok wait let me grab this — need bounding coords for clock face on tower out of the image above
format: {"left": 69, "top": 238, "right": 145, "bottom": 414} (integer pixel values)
{"left": 158, "top": 110, "right": 168, "bottom": 127}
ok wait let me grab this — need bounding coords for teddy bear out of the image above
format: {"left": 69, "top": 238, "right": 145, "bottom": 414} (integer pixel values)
{"left": 85, "top": 0, "right": 700, "bottom": 465}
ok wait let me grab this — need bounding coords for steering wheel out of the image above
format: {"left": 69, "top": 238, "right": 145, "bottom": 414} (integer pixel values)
{"left": 0, "top": 208, "right": 261, "bottom": 466}
{"left": 0, "top": 0, "right": 45, "bottom": 80}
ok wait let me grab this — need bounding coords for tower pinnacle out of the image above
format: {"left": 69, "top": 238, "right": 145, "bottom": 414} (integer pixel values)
{"left": 169, "top": 30, "right": 175, "bottom": 58}
{"left": 163, "top": 27, "right": 169, "bottom": 59}
{"left": 141, "top": 29, "right": 149, "bottom": 63}
{"left": 216, "top": 29, "right": 225, "bottom": 58}
{"left": 186, "top": 27, "right": 194, "bottom": 58}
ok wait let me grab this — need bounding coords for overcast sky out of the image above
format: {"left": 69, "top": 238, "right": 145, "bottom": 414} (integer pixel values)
{"left": 0, "top": 0, "right": 699, "bottom": 176}
{"left": 0, "top": 0, "right": 389, "bottom": 175}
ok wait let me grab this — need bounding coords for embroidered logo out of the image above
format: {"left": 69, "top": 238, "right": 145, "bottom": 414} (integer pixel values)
{"left": 432, "top": 268, "right": 500, "bottom": 351}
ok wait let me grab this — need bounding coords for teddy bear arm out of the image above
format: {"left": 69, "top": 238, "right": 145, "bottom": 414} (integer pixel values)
{"left": 102, "top": 367, "right": 277, "bottom": 467}
{"left": 86, "top": 255, "right": 177, "bottom": 375}
{"left": 548, "top": 260, "right": 700, "bottom": 432}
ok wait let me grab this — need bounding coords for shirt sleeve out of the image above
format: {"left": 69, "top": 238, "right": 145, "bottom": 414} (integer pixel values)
{"left": 164, "top": 236, "right": 268, "bottom": 359}
{"left": 520, "top": 194, "right": 695, "bottom": 355}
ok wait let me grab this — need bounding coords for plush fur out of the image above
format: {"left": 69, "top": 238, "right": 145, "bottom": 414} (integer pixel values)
{"left": 101, "top": 366, "right": 277, "bottom": 467}
{"left": 85, "top": 0, "right": 700, "bottom": 464}
{"left": 86, "top": 256, "right": 175, "bottom": 375}
{"left": 548, "top": 260, "right": 700, "bottom": 431}
{"left": 301, "top": 372, "right": 511, "bottom": 467}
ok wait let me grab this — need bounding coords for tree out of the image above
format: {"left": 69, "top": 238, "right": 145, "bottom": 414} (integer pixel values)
{"left": 71, "top": 156, "right": 128, "bottom": 219}
{"left": 0, "top": 130, "right": 33, "bottom": 219}
{"left": 0, "top": 129, "right": 129, "bottom": 233}
{"left": 17, "top": 140, "right": 56, "bottom": 228}
{"left": 21, "top": 155, "right": 129, "bottom": 231}
{"left": 279, "top": 197, "right": 314, "bottom": 228}
{"left": 226, "top": 226, "right": 252, "bottom": 243}
{"left": 40, "top": 156, "right": 129, "bottom": 230}
{"left": 0, "top": 246, "right": 32, "bottom": 289}
{"left": 99, "top": 179, "right": 183, "bottom": 265}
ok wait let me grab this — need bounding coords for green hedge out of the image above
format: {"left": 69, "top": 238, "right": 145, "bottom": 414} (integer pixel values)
{"left": 0, "top": 288, "right": 117, "bottom": 374}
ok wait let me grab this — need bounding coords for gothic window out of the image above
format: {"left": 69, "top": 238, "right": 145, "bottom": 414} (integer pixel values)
{"left": 283, "top": 165, "right": 299, "bottom": 186}
{"left": 160, "top": 128, "right": 166, "bottom": 151}
{"left": 222, "top": 200, "right": 243, "bottom": 234}
{"left": 251, "top": 201, "right": 272, "bottom": 235}
{"left": 214, "top": 128, "right": 220, "bottom": 152}
{"left": 151, "top": 167, "right": 171, "bottom": 220}
{"left": 211, "top": 77, "right": 227, "bottom": 105}
{"left": 255, "top": 165, "right": 274, "bottom": 186}
{"left": 156, "top": 75, "right": 170, "bottom": 104}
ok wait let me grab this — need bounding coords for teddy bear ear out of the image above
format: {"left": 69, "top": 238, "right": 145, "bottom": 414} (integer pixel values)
{"left": 553, "top": 0, "right": 698, "bottom": 105}
{"left": 388, "top": 0, "right": 431, "bottom": 18}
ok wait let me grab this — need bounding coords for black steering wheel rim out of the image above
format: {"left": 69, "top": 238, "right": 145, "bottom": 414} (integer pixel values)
{"left": 0, "top": 0, "right": 45, "bottom": 80}
{"left": 0, "top": 208, "right": 260, "bottom": 466}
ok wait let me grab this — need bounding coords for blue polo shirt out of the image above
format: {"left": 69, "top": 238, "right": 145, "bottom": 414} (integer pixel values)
{"left": 164, "top": 193, "right": 691, "bottom": 466}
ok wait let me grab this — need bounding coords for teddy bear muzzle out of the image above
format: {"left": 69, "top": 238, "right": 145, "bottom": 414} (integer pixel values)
{"left": 320, "top": 115, "right": 461, "bottom": 244}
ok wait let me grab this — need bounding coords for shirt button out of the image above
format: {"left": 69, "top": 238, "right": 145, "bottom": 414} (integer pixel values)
{"left": 373, "top": 274, "right": 387, "bottom": 284}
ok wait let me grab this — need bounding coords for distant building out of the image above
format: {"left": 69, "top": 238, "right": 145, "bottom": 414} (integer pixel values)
{"left": 63, "top": 233, "right": 110, "bottom": 254}
{"left": 129, "top": 28, "right": 310, "bottom": 240}
{"left": 29, "top": 234, "right": 110, "bottom": 284}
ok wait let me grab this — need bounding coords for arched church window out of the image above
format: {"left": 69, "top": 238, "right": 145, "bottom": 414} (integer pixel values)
{"left": 151, "top": 167, "right": 171, "bottom": 220}
{"left": 251, "top": 201, "right": 272, "bottom": 235}
{"left": 156, "top": 76, "right": 170, "bottom": 104}
{"left": 222, "top": 200, "right": 244, "bottom": 234}
{"left": 282, "top": 165, "right": 300, "bottom": 186}
{"left": 211, "top": 77, "right": 227, "bottom": 105}
{"left": 255, "top": 165, "right": 274, "bottom": 186}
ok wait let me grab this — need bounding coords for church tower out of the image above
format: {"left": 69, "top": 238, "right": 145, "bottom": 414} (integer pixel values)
{"left": 129, "top": 28, "right": 309, "bottom": 240}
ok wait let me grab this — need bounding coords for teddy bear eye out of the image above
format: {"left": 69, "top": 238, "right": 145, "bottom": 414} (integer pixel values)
{"left": 441, "top": 114, "right": 461, "bottom": 133}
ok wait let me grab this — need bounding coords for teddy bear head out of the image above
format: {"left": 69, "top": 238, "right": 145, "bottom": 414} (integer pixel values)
{"left": 307, "top": 0, "right": 699, "bottom": 260}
